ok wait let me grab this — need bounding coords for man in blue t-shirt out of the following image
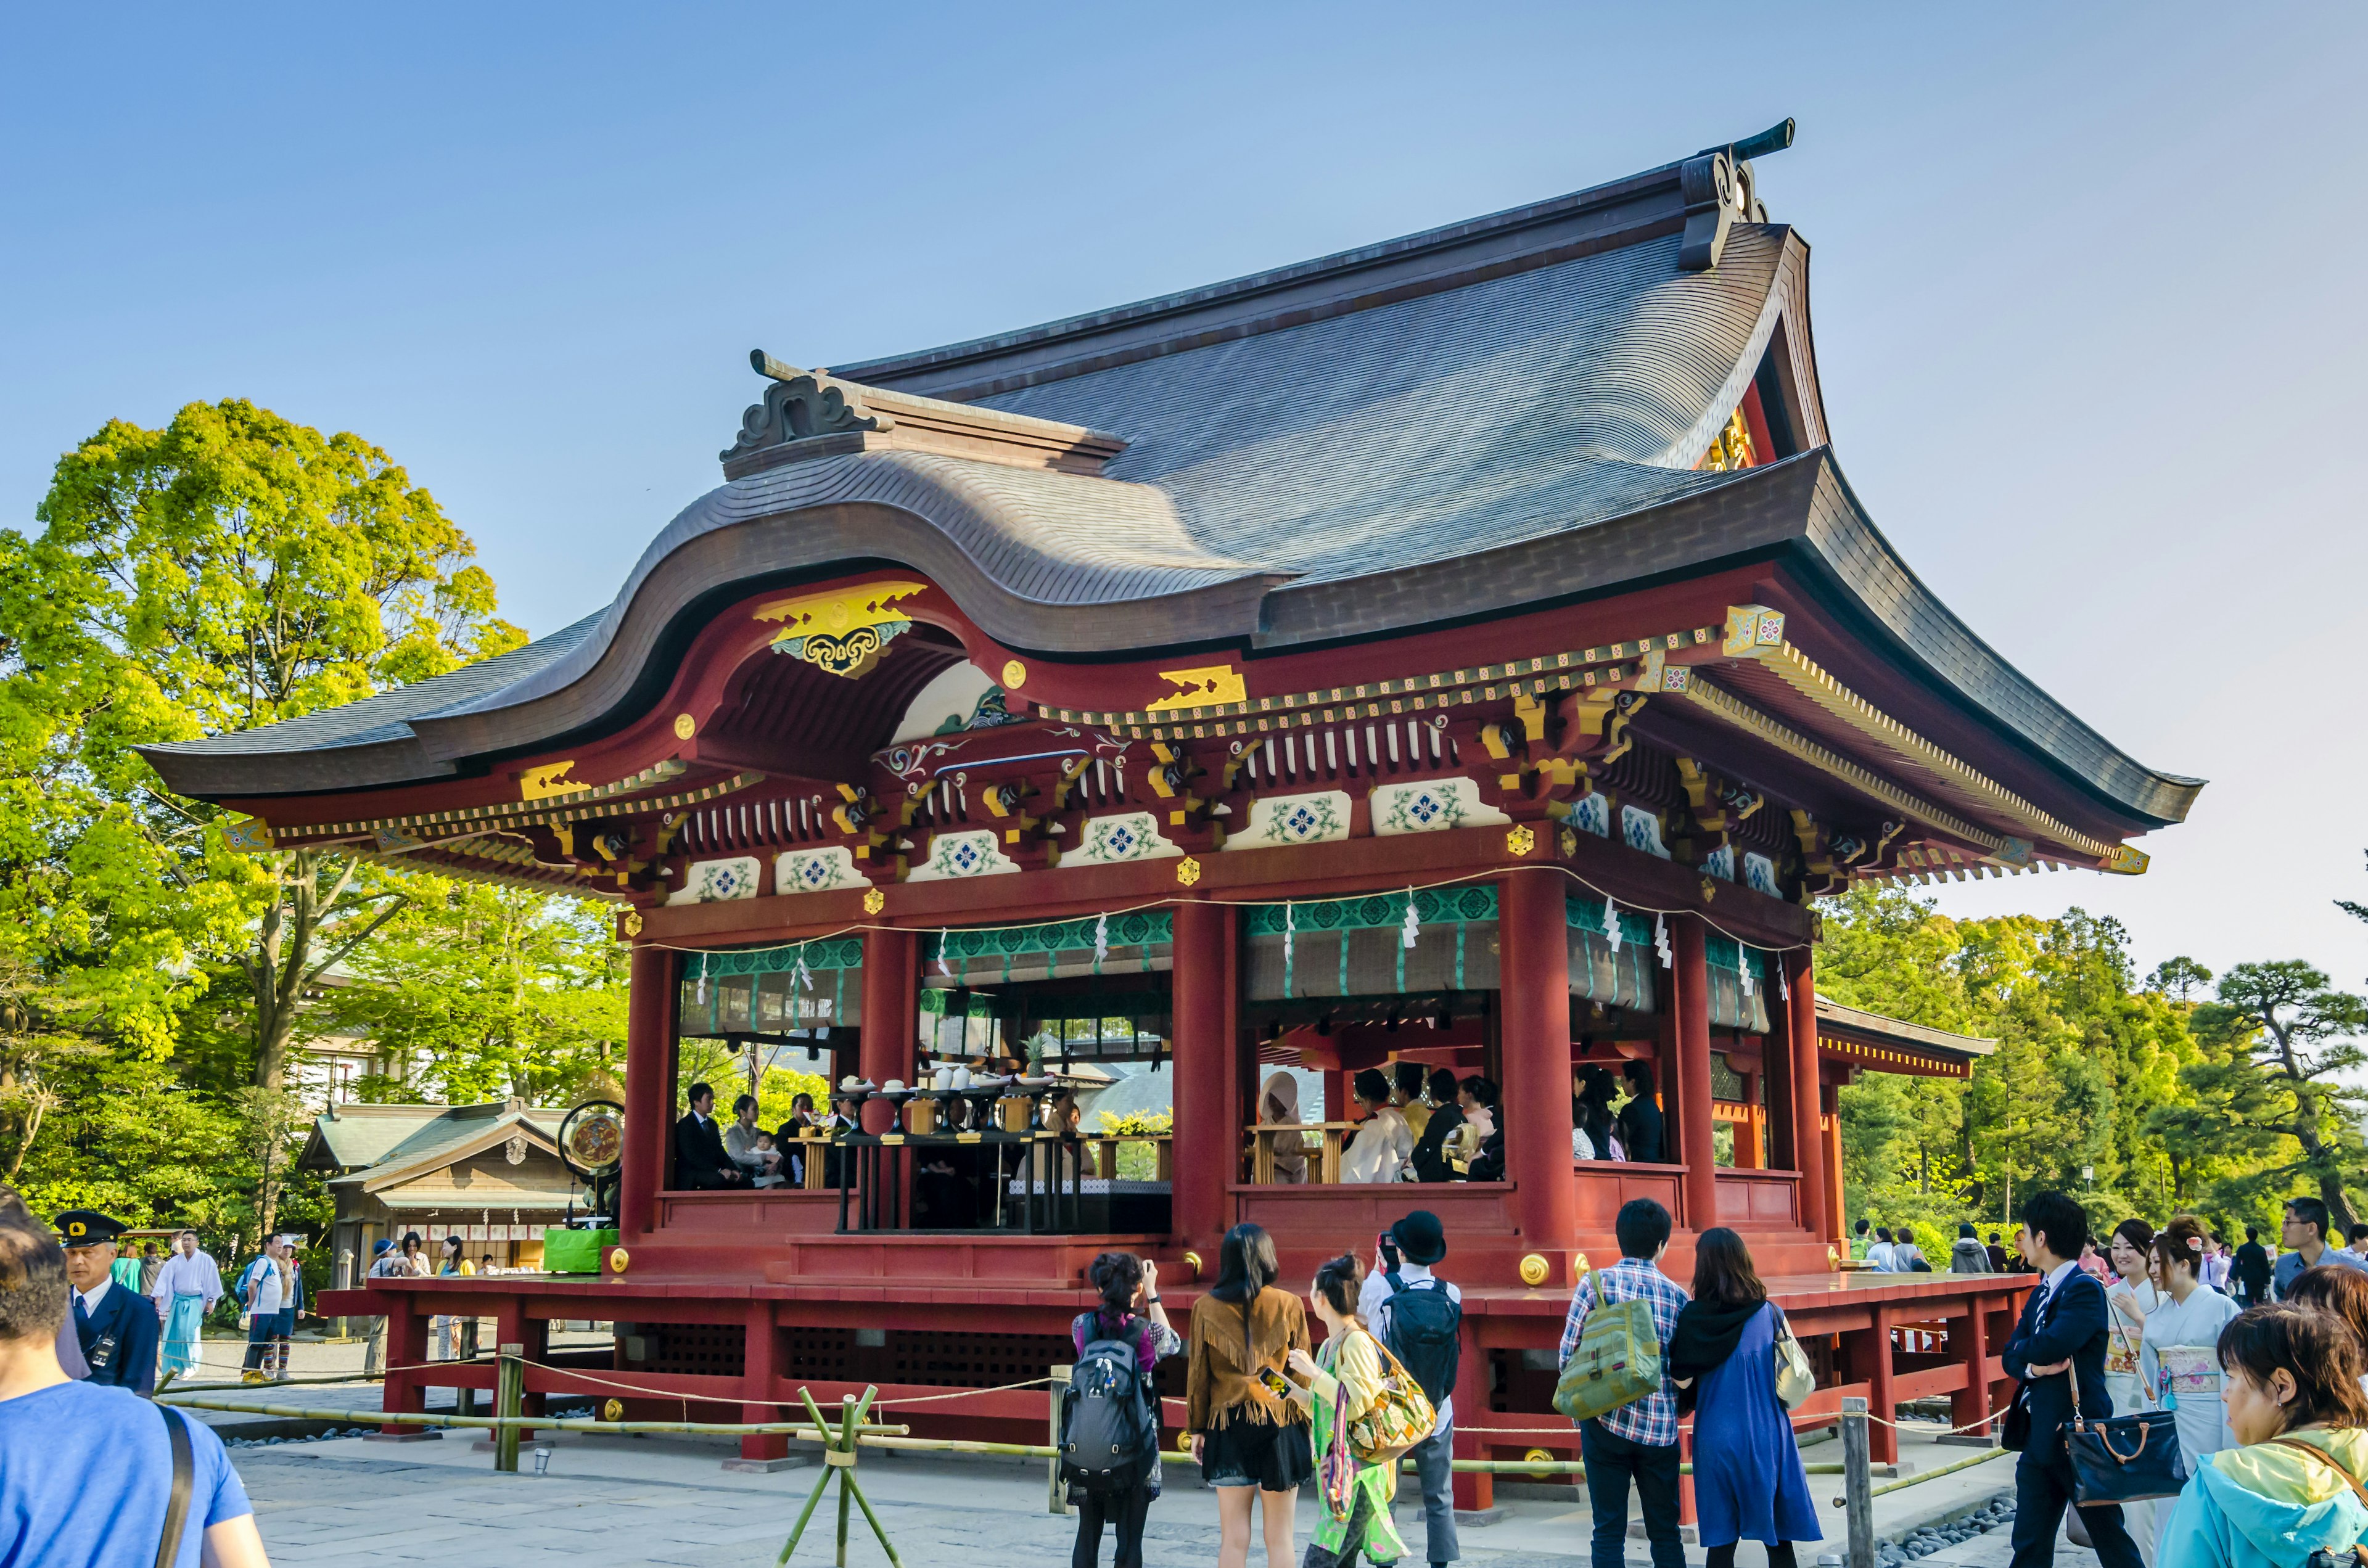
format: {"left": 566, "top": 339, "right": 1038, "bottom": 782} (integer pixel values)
{"left": 2272, "top": 1195, "right": 2368, "bottom": 1299}
{"left": 0, "top": 1194, "right": 266, "bottom": 1567}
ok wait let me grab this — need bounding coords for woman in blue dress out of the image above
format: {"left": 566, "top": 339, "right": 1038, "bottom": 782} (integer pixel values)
{"left": 1669, "top": 1227, "right": 1821, "bottom": 1568}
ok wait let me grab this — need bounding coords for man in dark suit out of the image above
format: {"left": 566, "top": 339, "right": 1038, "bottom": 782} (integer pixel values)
{"left": 2232, "top": 1226, "right": 2272, "bottom": 1305}
{"left": 1999, "top": 1191, "right": 2142, "bottom": 1568}
{"left": 672, "top": 1082, "right": 745, "bottom": 1191}
{"left": 55, "top": 1209, "right": 160, "bottom": 1395}
{"left": 1618, "top": 1061, "right": 1664, "bottom": 1164}
{"left": 1410, "top": 1069, "right": 1463, "bottom": 1183}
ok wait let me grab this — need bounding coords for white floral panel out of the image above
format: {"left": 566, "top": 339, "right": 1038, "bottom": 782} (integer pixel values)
{"left": 1744, "top": 852, "right": 1781, "bottom": 898}
{"left": 1069, "top": 811, "right": 1181, "bottom": 865}
{"left": 1619, "top": 805, "right": 1669, "bottom": 860}
{"left": 907, "top": 828, "right": 1020, "bottom": 882}
{"left": 667, "top": 855, "right": 762, "bottom": 906}
{"left": 775, "top": 845, "right": 866, "bottom": 896}
{"left": 1568, "top": 792, "right": 1610, "bottom": 838}
{"left": 1702, "top": 844, "right": 1735, "bottom": 882}
{"left": 1369, "top": 777, "right": 1512, "bottom": 837}
{"left": 1225, "top": 790, "right": 1352, "bottom": 851}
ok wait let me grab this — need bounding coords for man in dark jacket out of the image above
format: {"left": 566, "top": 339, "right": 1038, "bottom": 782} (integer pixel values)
{"left": 1618, "top": 1061, "right": 1664, "bottom": 1164}
{"left": 2000, "top": 1190, "right": 2144, "bottom": 1568}
{"left": 2232, "top": 1226, "right": 2272, "bottom": 1305}
{"left": 1410, "top": 1069, "right": 1463, "bottom": 1183}
{"left": 672, "top": 1083, "right": 744, "bottom": 1191}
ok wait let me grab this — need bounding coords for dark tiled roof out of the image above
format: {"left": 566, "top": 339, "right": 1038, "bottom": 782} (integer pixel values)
{"left": 139, "top": 146, "right": 2200, "bottom": 831}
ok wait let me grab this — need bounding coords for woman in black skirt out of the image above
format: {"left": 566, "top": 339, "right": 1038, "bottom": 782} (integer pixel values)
{"left": 1186, "top": 1223, "right": 1314, "bottom": 1568}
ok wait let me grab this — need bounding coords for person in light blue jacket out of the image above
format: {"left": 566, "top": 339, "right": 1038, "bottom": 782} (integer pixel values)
{"left": 2158, "top": 1303, "right": 2368, "bottom": 1567}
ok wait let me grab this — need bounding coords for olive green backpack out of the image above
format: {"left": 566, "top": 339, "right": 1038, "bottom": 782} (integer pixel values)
{"left": 1552, "top": 1268, "right": 1661, "bottom": 1424}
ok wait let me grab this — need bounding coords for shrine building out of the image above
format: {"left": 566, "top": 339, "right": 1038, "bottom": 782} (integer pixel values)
{"left": 144, "top": 124, "right": 2202, "bottom": 1496}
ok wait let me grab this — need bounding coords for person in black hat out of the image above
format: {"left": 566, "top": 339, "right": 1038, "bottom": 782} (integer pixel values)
{"left": 1358, "top": 1210, "right": 1463, "bottom": 1567}
{"left": 55, "top": 1209, "right": 160, "bottom": 1396}
{"left": 56, "top": 1212, "right": 160, "bottom": 1402}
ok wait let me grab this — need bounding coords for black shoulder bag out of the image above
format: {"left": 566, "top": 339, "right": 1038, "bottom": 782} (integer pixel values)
{"left": 2063, "top": 1363, "right": 2187, "bottom": 1504}
{"left": 156, "top": 1403, "right": 195, "bottom": 1567}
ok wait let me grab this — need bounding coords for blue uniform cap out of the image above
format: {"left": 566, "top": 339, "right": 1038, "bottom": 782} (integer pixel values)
{"left": 52, "top": 1209, "right": 128, "bottom": 1247}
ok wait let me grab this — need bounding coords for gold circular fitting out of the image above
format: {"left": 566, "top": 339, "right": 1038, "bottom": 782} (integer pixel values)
{"left": 673, "top": 713, "right": 696, "bottom": 739}
{"left": 606, "top": 1246, "right": 630, "bottom": 1275}
{"left": 861, "top": 887, "right": 886, "bottom": 915}
{"left": 1001, "top": 659, "right": 1027, "bottom": 689}
{"left": 1518, "top": 1252, "right": 1552, "bottom": 1287}
{"left": 602, "top": 1398, "right": 625, "bottom": 1422}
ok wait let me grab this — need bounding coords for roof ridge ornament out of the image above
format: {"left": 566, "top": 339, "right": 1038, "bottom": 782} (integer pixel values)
{"left": 722, "top": 353, "right": 882, "bottom": 469}
{"left": 1679, "top": 118, "right": 1794, "bottom": 274}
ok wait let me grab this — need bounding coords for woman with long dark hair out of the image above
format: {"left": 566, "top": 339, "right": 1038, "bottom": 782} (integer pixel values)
{"left": 1667, "top": 1228, "right": 1820, "bottom": 1568}
{"left": 1068, "top": 1251, "right": 1178, "bottom": 1568}
{"left": 1187, "top": 1223, "right": 1312, "bottom": 1568}
{"left": 2158, "top": 1303, "right": 2368, "bottom": 1565}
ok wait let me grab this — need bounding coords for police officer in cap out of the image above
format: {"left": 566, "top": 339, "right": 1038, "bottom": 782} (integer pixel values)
{"left": 56, "top": 1209, "right": 160, "bottom": 1395}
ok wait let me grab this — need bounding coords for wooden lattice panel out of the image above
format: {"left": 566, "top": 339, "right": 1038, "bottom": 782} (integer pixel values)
{"left": 647, "top": 1322, "right": 747, "bottom": 1379}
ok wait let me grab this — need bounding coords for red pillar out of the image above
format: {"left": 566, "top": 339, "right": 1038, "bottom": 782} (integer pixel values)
{"left": 1868, "top": 1304, "right": 1899, "bottom": 1463}
{"left": 740, "top": 1301, "right": 788, "bottom": 1463}
{"left": 1172, "top": 901, "right": 1235, "bottom": 1253}
{"left": 1499, "top": 871, "right": 1578, "bottom": 1255}
{"left": 1784, "top": 945, "right": 1828, "bottom": 1244}
{"left": 860, "top": 927, "right": 917, "bottom": 1135}
{"left": 1672, "top": 919, "right": 1716, "bottom": 1231}
{"left": 620, "top": 943, "right": 674, "bottom": 1241}
{"left": 1449, "top": 1315, "right": 1493, "bottom": 1511}
{"left": 1821, "top": 1083, "right": 1847, "bottom": 1250}
{"left": 377, "top": 1298, "right": 428, "bottom": 1437}
{"left": 1949, "top": 1299, "right": 1991, "bottom": 1433}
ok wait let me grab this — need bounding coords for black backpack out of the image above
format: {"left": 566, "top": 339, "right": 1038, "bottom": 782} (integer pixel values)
{"left": 1382, "top": 1270, "right": 1462, "bottom": 1406}
{"left": 1059, "top": 1329, "right": 1157, "bottom": 1493}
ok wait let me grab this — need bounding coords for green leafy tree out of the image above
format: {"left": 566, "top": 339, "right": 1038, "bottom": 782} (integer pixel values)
{"left": 2147, "top": 956, "right": 2214, "bottom": 1001}
{"left": 2184, "top": 962, "right": 2368, "bottom": 1231}
{"left": 334, "top": 879, "right": 628, "bottom": 1107}
{"left": 10, "top": 397, "right": 525, "bottom": 1099}
{"left": 0, "top": 398, "right": 527, "bottom": 1234}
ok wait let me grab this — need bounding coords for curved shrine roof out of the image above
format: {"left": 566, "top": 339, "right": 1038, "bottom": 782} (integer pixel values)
{"left": 142, "top": 141, "right": 2201, "bottom": 835}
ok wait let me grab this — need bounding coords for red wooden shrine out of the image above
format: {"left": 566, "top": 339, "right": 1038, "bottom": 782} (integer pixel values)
{"left": 147, "top": 128, "right": 2200, "bottom": 1500}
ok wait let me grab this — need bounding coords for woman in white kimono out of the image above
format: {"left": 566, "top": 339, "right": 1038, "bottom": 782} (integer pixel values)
{"left": 1338, "top": 1069, "right": 1412, "bottom": 1184}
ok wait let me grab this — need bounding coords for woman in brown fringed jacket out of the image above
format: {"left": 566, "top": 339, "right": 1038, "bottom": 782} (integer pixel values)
{"left": 1187, "top": 1223, "right": 1312, "bottom": 1568}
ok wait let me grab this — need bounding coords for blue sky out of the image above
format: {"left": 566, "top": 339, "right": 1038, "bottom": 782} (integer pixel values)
{"left": 4, "top": 5, "right": 2361, "bottom": 992}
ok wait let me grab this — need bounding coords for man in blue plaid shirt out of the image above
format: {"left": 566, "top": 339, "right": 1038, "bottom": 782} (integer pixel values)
{"left": 1559, "top": 1197, "right": 1690, "bottom": 1568}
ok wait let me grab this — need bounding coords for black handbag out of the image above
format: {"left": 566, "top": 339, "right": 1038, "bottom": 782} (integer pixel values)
{"left": 2063, "top": 1382, "right": 2187, "bottom": 1505}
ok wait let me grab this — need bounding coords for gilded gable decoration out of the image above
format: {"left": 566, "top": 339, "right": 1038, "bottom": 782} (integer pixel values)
{"left": 754, "top": 580, "right": 931, "bottom": 679}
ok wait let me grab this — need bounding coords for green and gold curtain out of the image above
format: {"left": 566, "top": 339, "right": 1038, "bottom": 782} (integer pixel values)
{"left": 678, "top": 937, "right": 865, "bottom": 1036}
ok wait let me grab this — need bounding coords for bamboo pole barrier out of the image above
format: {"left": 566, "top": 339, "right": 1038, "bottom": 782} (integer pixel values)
{"left": 152, "top": 1394, "right": 907, "bottom": 1437}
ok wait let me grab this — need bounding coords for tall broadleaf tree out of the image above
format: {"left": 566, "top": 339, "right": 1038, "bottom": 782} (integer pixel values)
{"left": 1, "top": 399, "right": 525, "bottom": 1228}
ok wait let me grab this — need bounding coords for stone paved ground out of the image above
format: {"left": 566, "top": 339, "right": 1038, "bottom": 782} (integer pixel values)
{"left": 223, "top": 1429, "right": 2099, "bottom": 1568}
{"left": 195, "top": 1342, "right": 2094, "bottom": 1568}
